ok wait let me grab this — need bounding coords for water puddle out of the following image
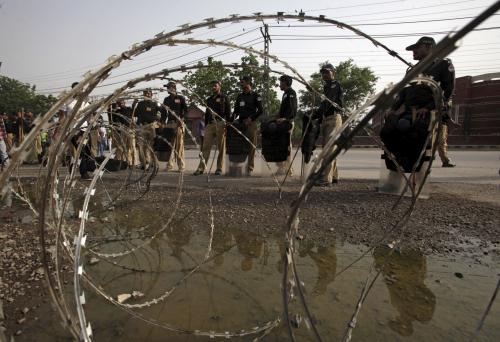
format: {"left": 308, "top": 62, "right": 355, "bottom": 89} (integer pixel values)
{"left": 22, "top": 222, "right": 499, "bottom": 341}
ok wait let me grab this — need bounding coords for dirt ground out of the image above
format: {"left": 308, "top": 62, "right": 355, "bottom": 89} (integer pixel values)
{"left": 1, "top": 175, "right": 499, "bottom": 340}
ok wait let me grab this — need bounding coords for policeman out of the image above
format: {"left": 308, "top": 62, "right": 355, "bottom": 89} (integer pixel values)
{"left": 276, "top": 74, "right": 297, "bottom": 175}
{"left": 312, "top": 63, "right": 343, "bottom": 186}
{"left": 397, "top": 36, "right": 456, "bottom": 167}
{"left": 63, "top": 81, "right": 94, "bottom": 179}
{"left": 162, "top": 81, "right": 187, "bottom": 172}
{"left": 134, "top": 89, "right": 160, "bottom": 170}
{"left": 194, "top": 80, "right": 231, "bottom": 176}
{"left": 233, "top": 76, "right": 264, "bottom": 174}
{"left": 110, "top": 99, "right": 134, "bottom": 165}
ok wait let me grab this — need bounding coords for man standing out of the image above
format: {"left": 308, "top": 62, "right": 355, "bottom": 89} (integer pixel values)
{"left": 134, "top": 89, "right": 160, "bottom": 170}
{"left": 403, "top": 36, "right": 456, "bottom": 167}
{"left": 233, "top": 76, "right": 264, "bottom": 174}
{"left": 62, "top": 82, "right": 95, "bottom": 179}
{"left": 0, "top": 114, "right": 9, "bottom": 171}
{"left": 111, "top": 99, "right": 134, "bottom": 165}
{"left": 162, "top": 82, "right": 187, "bottom": 172}
{"left": 313, "top": 63, "right": 343, "bottom": 186}
{"left": 194, "top": 80, "right": 231, "bottom": 176}
{"left": 276, "top": 74, "right": 297, "bottom": 175}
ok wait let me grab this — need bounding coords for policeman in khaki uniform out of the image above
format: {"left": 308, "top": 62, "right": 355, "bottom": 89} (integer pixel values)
{"left": 134, "top": 89, "right": 160, "bottom": 170}
{"left": 313, "top": 63, "right": 344, "bottom": 186}
{"left": 233, "top": 76, "right": 264, "bottom": 174}
{"left": 194, "top": 80, "right": 231, "bottom": 176}
{"left": 403, "top": 36, "right": 456, "bottom": 167}
{"left": 162, "top": 82, "right": 187, "bottom": 172}
{"left": 276, "top": 74, "right": 297, "bottom": 175}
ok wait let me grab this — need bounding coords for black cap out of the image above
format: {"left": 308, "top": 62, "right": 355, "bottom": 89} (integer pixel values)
{"left": 164, "top": 81, "right": 176, "bottom": 89}
{"left": 320, "top": 63, "right": 335, "bottom": 73}
{"left": 405, "top": 36, "right": 436, "bottom": 51}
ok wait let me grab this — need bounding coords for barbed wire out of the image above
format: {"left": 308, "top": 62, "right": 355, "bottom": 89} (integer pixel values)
{"left": 1, "top": 6, "right": 499, "bottom": 341}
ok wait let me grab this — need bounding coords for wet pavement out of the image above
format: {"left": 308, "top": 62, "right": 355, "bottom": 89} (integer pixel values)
{"left": 17, "top": 221, "right": 500, "bottom": 341}
{"left": 2, "top": 153, "right": 499, "bottom": 341}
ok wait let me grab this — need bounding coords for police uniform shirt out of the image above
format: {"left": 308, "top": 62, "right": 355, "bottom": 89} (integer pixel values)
{"left": 162, "top": 94, "right": 188, "bottom": 123}
{"left": 233, "top": 91, "right": 264, "bottom": 122}
{"left": 278, "top": 88, "right": 297, "bottom": 120}
{"left": 315, "top": 80, "right": 344, "bottom": 119}
{"left": 205, "top": 93, "right": 231, "bottom": 124}
{"left": 111, "top": 106, "right": 132, "bottom": 126}
{"left": 135, "top": 100, "right": 160, "bottom": 125}
{"left": 392, "top": 58, "right": 455, "bottom": 112}
{"left": 5, "top": 117, "right": 18, "bottom": 134}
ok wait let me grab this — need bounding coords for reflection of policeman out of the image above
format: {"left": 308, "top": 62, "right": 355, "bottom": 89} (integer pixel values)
{"left": 194, "top": 80, "right": 232, "bottom": 176}
{"left": 233, "top": 76, "right": 264, "bottom": 175}
{"left": 234, "top": 231, "right": 263, "bottom": 272}
{"left": 299, "top": 241, "right": 337, "bottom": 295}
{"left": 162, "top": 82, "right": 187, "bottom": 172}
{"left": 166, "top": 223, "right": 193, "bottom": 261}
{"left": 211, "top": 229, "right": 233, "bottom": 267}
{"left": 312, "top": 63, "right": 343, "bottom": 186}
{"left": 397, "top": 36, "right": 456, "bottom": 167}
{"left": 374, "top": 246, "right": 436, "bottom": 337}
{"left": 134, "top": 89, "right": 160, "bottom": 170}
{"left": 275, "top": 75, "right": 297, "bottom": 176}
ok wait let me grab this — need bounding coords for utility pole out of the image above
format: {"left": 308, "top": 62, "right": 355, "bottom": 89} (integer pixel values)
{"left": 260, "top": 24, "right": 271, "bottom": 117}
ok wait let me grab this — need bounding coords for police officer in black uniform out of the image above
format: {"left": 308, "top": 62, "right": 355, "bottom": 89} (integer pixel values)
{"left": 110, "top": 99, "right": 133, "bottom": 165}
{"left": 194, "top": 80, "right": 232, "bottom": 175}
{"left": 276, "top": 74, "right": 297, "bottom": 175}
{"left": 233, "top": 76, "right": 264, "bottom": 174}
{"left": 312, "top": 63, "right": 344, "bottom": 186}
{"left": 134, "top": 89, "right": 160, "bottom": 169}
{"left": 392, "top": 36, "right": 456, "bottom": 167}
{"left": 162, "top": 82, "right": 188, "bottom": 171}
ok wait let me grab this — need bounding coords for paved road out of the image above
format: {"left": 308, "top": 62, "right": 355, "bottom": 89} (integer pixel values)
{"left": 7, "top": 149, "right": 499, "bottom": 185}
{"left": 181, "top": 148, "right": 499, "bottom": 184}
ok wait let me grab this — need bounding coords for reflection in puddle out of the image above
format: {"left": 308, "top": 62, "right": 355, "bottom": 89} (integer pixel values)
{"left": 19, "top": 197, "right": 500, "bottom": 341}
{"left": 374, "top": 246, "right": 436, "bottom": 336}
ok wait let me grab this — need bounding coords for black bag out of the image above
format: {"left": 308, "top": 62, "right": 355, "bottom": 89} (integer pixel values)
{"left": 301, "top": 116, "right": 321, "bottom": 163}
{"left": 261, "top": 120, "right": 292, "bottom": 162}
{"left": 80, "top": 155, "right": 97, "bottom": 173}
{"left": 226, "top": 121, "right": 250, "bottom": 162}
{"left": 154, "top": 127, "right": 176, "bottom": 152}
{"left": 380, "top": 112, "right": 431, "bottom": 173}
{"left": 95, "top": 156, "right": 127, "bottom": 172}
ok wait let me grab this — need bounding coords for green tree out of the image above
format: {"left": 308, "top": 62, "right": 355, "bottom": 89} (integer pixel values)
{"left": 182, "top": 57, "right": 233, "bottom": 101}
{"left": 0, "top": 76, "right": 58, "bottom": 115}
{"left": 182, "top": 54, "right": 280, "bottom": 120}
{"left": 298, "top": 59, "right": 378, "bottom": 114}
{"left": 230, "top": 54, "right": 280, "bottom": 119}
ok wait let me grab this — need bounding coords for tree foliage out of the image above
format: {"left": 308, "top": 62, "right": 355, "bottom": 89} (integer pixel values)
{"left": 182, "top": 54, "right": 280, "bottom": 120}
{"left": 0, "top": 76, "right": 58, "bottom": 115}
{"left": 299, "top": 59, "right": 378, "bottom": 114}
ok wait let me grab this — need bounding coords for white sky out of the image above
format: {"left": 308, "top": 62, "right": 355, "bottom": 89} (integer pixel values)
{"left": 0, "top": 0, "right": 499, "bottom": 98}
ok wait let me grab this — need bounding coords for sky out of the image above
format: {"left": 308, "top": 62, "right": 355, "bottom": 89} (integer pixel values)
{"left": 0, "top": 0, "right": 499, "bottom": 99}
